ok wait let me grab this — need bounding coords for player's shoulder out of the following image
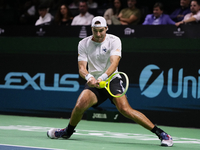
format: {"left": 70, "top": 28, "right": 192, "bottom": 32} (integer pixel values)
{"left": 106, "top": 34, "right": 121, "bottom": 42}
{"left": 79, "top": 35, "right": 92, "bottom": 44}
{"left": 106, "top": 33, "right": 120, "bottom": 39}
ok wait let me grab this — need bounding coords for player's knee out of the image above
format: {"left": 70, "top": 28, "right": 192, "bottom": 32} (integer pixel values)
{"left": 74, "top": 99, "right": 91, "bottom": 113}
{"left": 74, "top": 103, "right": 87, "bottom": 114}
{"left": 118, "top": 106, "right": 129, "bottom": 116}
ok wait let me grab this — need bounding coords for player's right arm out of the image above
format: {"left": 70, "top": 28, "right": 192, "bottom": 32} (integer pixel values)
{"left": 78, "top": 41, "right": 89, "bottom": 79}
{"left": 78, "top": 61, "right": 96, "bottom": 87}
{"left": 78, "top": 39, "right": 97, "bottom": 87}
{"left": 78, "top": 61, "right": 88, "bottom": 79}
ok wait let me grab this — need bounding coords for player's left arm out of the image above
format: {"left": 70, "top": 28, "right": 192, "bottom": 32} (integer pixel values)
{"left": 97, "top": 55, "right": 121, "bottom": 84}
{"left": 105, "top": 55, "right": 121, "bottom": 77}
{"left": 97, "top": 37, "right": 121, "bottom": 86}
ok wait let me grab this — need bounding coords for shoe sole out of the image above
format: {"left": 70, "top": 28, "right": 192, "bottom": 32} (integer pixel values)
{"left": 161, "top": 141, "right": 173, "bottom": 147}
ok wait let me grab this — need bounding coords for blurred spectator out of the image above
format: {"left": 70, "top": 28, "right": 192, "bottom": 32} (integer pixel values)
{"left": 143, "top": 2, "right": 175, "bottom": 25}
{"left": 47, "top": 0, "right": 65, "bottom": 17}
{"left": 20, "top": 0, "right": 39, "bottom": 25}
{"left": 99, "top": 0, "right": 113, "bottom": 9}
{"left": 0, "top": 0, "right": 20, "bottom": 25}
{"left": 68, "top": 0, "right": 79, "bottom": 17}
{"left": 112, "top": 0, "right": 141, "bottom": 25}
{"left": 92, "top": 0, "right": 112, "bottom": 16}
{"left": 35, "top": 3, "right": 54, "bottom": 26}
{"left": 71, "top": 0, "right": 94, "bottom": 25}
{"left": 175, "top": 0, "right": 200, "bottom": 26}
{"left": 87, "top": 0, "right": 98, "bottom": 16}
{"left": 69, "top": 0, "right": 79, "bottom": 9}
{"left": 103, "top": 0, "right": 124, "bottom": 25}
{"left": 170, "top": 0, "right": 191, "bottom": 22}
{"left": 54, "top": 4, "right": 73, "bottom": 26}
{"left": 87, "top": 0, "right": 98, "bottom": 9}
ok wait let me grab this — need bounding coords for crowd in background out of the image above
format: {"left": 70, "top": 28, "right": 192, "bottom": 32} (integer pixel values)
{"left": 0, "top": 0, "right": 200, "bottom": 26}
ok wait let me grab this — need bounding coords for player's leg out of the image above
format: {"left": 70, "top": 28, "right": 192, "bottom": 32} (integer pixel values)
{"left": 69, "top": 89, "right": 98, "bottom": 126}
{"left": 112, "top": 96, "right": 173, "bottom": 147}
{"left": 112, "top": 95, "right": 154, "bottom": 130}
{"left": 47, "top": 89, "right": 98, "bottom": 139}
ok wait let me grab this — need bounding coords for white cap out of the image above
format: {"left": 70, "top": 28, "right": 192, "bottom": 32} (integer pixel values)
{"left": 91, "top": 16, "right": 107, "bottom": 27}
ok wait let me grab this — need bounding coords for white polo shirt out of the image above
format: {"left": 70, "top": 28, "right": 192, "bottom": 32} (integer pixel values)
{"left": 78, "top": 34, "right": 122, "bottom": 79}
{"left": 35, "top": 13, "right": 53, "bottom": 26}
{"left": 71, "top": 12, "right": 94, "bottom": 25}
{"left": 183, "top": 11, "right": 200, "bottom": 22}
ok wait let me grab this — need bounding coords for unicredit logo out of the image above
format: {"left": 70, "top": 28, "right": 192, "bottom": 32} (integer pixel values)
{"left": 139, "top": 64, "right": 200, "bottom": 99}
{"left": 139, "top": 65, "right": 164, "bottom": 98}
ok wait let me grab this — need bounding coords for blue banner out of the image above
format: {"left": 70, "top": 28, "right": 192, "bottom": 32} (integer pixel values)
{"left": 0, "top": 52, "right": 200, "bottom": 114}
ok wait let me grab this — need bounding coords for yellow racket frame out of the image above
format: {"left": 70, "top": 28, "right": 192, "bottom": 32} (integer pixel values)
{"left": 100, "top": 72, "right": 129, "bottom": 98}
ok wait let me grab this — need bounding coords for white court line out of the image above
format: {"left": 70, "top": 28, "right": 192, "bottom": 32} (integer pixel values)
{"left": 0, "top": 125, "right": 200, "bottom": 144}
{"left": 0, "top": 144, "right": 67, "bottom": 150}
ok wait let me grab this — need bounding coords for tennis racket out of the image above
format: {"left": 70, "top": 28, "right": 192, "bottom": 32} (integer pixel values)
{"left": 99, "top": 72, "right": 129, "bottom": 97}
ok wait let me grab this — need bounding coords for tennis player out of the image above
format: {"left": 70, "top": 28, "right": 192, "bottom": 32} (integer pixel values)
{"left": 47, "top": 16, "right": 173, "bottom": 147}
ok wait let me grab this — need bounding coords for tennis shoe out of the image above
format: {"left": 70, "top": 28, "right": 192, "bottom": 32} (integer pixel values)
{"left": 47, "top": 128, "right": 75, "bottom": 139}
{"left": 160, "top": 132, "right": 173, "bottom": 147}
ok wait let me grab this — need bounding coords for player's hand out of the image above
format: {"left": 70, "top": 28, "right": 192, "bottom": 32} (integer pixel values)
{"left": 87, "top": 77, "right": 97, "bottom": 87}
{"left": 96, "top": 78, "right": 102, "bottom": 89}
